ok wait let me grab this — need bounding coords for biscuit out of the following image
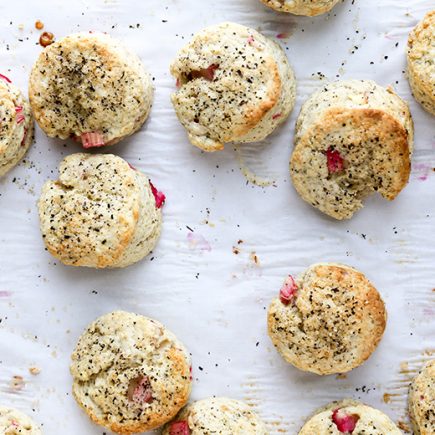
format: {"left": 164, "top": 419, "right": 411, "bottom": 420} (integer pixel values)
{"left": 70, "top": 311, "right": 192, "bottom": 434}
{"left": 0, "top": 406, "right": 42, "bottom": 434}
{"left": 0, "top": 76, "right": 34, "bottom": 176}
{"left": 260, "top": 0, "right": 341, "bottom": 16}
{"left": 409, "top": 360, "right": 435, "bottom": 435}
{"left": 29, "top": 32, "right": 153, "bottom": 147}
{"left": 299, "top": 399, "right": 402, "bottom": 434}
{"left": 162, "top": 397, "right": 268, "bottom": 435}
{"left": 407, "top": 11, "right": 435, "bottom": 116}
{"left": 290, "top": 79, "right": 413, "bottom": 220}
{"left": 170, "top": 22, "right": 296, "bottom": 152}
{"left": 267, "top": 263, "right": 386, "bottom": 375}
{"left": 38, "top": 153, "right": 163, "bottom": 268}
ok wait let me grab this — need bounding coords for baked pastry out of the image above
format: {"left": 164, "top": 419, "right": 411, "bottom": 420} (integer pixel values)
{"left": 260, "top": 0, "right": 341, "bottom": 16}
{"left": 162, "top": 397, "right": 268, "bottom": 434}
{"left": 0, "top": 75, "right": 33, "bottom": 176}
{"left": 71, "top": 311, "right": 191, "bottom": 434}
{"left": 408, "top": 360, "right": 434, "bottom": 435}
{"left": 267, "top": 263, "right": 386, "bottom": 375}
{"left": 0, "top": 406, "right": 42, "bottom": 434}
{"left": 290, "top": 79, "right": 413, "bottom": 220}
{"left": 407, "top": 11, "right": 435, "bottom": 116}
{"left": 38, "top": 153, "right": 163, "bottom": 268}
{"left": 299, "top": 400, "right": 402, "bottom": 434}
{"left": 170, "top": 22, "right": 296, "bottom": 152}
{"left": 29, "top": 32, "right": 153, "bottom": 148}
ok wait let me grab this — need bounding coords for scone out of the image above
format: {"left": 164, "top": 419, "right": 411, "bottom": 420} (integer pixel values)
{"left": 0, "top": 406, "right": 42, "bottom": 434}
{"left": 0, "top": 76, "right": 33, "bottom": 176}
{"left": 407, "top": 11, "right": 435, "bottom": 116}
{"left": 71, "top": 311, "right": 192, "bottom": 435}
{"left": 408, "top": 360, "right": 435, "bottom": 435}
{"left": 29, "top": 32, "right": 153, "bottom": 147}
{"left": 170, "top": 22, "right": 296, "bottom": 152}
{"left": 299, "top": 400, "right": 402, "bottom": 434}
{"left": 162, "top": 397, "right": 268, "bottom": 435}
{"left": 260, "top": 0, "right": 341, "bottom": 16}
{"left": 267, "top": 263, "right": 386, "bottom": 375}
{"left": 290, "top": 79, "right": 413, "bottom": 220}
{"left": 38, "top": 153, "right": 163, "bottom": 268}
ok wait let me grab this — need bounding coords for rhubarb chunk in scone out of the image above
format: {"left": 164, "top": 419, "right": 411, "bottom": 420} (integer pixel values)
{"left": 170, "top": 22, "right": 296, "bottom": 152}
{"left": 29, "top": 32, "right": 153, "bottom": 148}
{"left": 70, "top": 311, "right": 192, "bottom": 435}
{"left": 0, "top": 406, "right": 42, "bottom": 434}
{"left": 267, "top": 263, "right": 387, "bottom": 375}
{"left": 38, "top": 153, "right": 164, "bottom": 268}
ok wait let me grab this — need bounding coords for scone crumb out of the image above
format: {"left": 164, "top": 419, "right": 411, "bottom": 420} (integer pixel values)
{"left": 29, "top": 366, "right": 41, "bottom": 376}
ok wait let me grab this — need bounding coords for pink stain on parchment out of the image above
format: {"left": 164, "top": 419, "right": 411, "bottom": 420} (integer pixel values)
{"left": 413, "top": 163, "right": 432, "bottom": 181}
{"left": 187, "top": 232, "right": 211, "bottom": 252}
{"left": 0, "top": 291, "right": 12, "bottom": 297}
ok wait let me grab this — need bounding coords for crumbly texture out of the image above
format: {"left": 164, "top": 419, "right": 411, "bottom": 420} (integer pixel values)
{"left": 409, "top": 360, "right": 435, "bottom": 435}
{"left": 0, "top": 407, "right": 42, "bottom": 435}
{"left": 162, "top": 398, "right": 269, "bottom": 435}
{"left": 71, "top": 311, "right": 191, "bottom": 435}
{"left": 29, "top": 32, "right": 153, "bottom": 145}
{"left": 267, "top": 263, "right": 386, "bottom": 375}
{"left": 290, "top": 80, "right": 413, "bottom": 220}
{"left": 38, "top": 153, "right": 162, "bottom": 268}
{"left": 0, "top": 80, "right": 34, "bottom": 176}
{"left": 170, "top": 22, "right": 296, "bottom": 151}
{"left": 299, "top": 400, "right": 402, "bottom": 434}
{"left": 260, "top": 0, "right": 341, "bottom": 16}
{"left": 407, "top": 11, "right": 435, "bottom": 116}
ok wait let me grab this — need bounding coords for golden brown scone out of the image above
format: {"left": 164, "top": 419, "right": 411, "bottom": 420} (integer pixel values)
{"left": 267, "top": 263, "right": 387, "bottom": 375}
{"left": 260, "top": 0, "right": 341, "bottom": 16}
{"left": 0, "top": 406, "right": 42, "bottom": 434}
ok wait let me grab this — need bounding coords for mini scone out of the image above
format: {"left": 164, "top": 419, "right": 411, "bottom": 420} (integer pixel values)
{"left": 162, "top": 397, "right": 269, "bottom": 435}
{"left": 29, "top": 32, "right": 153, "bottom": 148}
{"left": 408, "top": 360, "right": 435, "bottom": 435}
{"left": 71, "top": 311, "right": 192, "bottom": 435}
{"left": 407, "top": 11, "right": 435, "bottom": 116}
{"left": 38, "top": 153, "right": 164, "bottom": 268}
{"left": 0, "top": 406, "right": 42, "bottom": 434}
{"left": 267, "top": 263, "right": 386, "bottom": 375}
{"left": 260, "top": 0, "right": 341, "bottom": 16}
{"left": 170, "top": 22, "right": 296, "bottom": 152}
{"left": 290, "top": 79, "right": 413, "bottom": 220}
{"left": 299, "top": 400, "right": 402, "bottom": 434}
{"left": 0, "top": 75, "right": 33, "bottom": 176}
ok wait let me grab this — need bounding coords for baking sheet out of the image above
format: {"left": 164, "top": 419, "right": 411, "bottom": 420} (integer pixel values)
{"left": 0, "top": 0, "right": 434, "bottom": 433}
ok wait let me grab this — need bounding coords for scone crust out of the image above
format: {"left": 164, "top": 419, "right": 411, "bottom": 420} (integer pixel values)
{"left": 408, "top": 360, "right": 435, "bottom": 435}
{"left": 162, "top": 397, "right": 269, "bottom": 435}
{"left": 29, "top": 32, "right": 153, "bottom": 145}
{"left": 70, "top": 311, "right": 192, "bottom": 435}
{"left": 260, "top": 0, "right": 341, "bottom": 16}
{"left": 268, "top": 263, "right": 386, "bottom": 375}
{"left": 0, "top": 406, "right": 42, "bottom": 434}
{"left": 170, "top": 22, "right": 296, "bottom": 151}
{"left": 407, "top": 11, "right": 435, "bottom": 116}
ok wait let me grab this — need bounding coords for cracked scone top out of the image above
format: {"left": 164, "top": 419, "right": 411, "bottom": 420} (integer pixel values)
{"left": 0, "top": 407, "right": 42, "bottom": 435}
{"left": 407, "top": 11, "right": 435, "bottom": 116}
{"left": 299, "top": 400, "right": 402, "bottom": 434}
{"left": 162, "top": 397, "right": 269, "bottom": 435}
{"left": 0, "top": 76, "right": 34, "bottom": 176}
{"left": 71, "top": 311, "right": 192, "bottom": 435}
{"left": 170, "top": 22, "right": 296, "bottom": 151}
{"left": 259, "top": 0, "right": 341, "bottom": 16}
{"left": 267, "top": 263, "right": 386, "bottom": 375}
{"left": 38, "top": 153, "right": 164, "bottom": 268}
{"left": 290, "top": 80, "right": 413, "bottom": 220}
{"left": 29, "top": 32, "right": 153, "bottom": 148}
{"left": 409, "top": 360, "right": 435, "bottom": 435}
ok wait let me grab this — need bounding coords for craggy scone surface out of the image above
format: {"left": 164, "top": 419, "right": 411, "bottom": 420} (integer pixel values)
{"left": 260, "top": 0, "right": 341, "bottom": 16}
{"left": 0, "top": 407, "right": 42, "bottom": 435}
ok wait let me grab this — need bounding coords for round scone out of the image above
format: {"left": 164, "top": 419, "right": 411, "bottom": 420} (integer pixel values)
{"left": 0, "top": 406, "right": 42, "bottom": 434}
{"left": 299, "top": 400, "right": 402, "bottom": 434}
{"left": 38, "top": 153, "right": 163, "bottom": 268}
{"left": 408, "top": 360, "right": 435, "bottom": 435}
{"left": 267, "top": 263, "right": 386, "bottom": 375}
{"left": 290, "top": 79, "right": 413, "bottom": 220}
{"left": 170, "top": 22, "right": 296, "bottom": 152}
{"left": 29, "top": 32, "right": 153, "bottom": 148}
{"left": 407, "top": 11, "right": 435, "bottom": 116}
{"left": 260, "top": 0, "right": 341, "bottom": 16}
{"left": 162, "top": 397, "right": 268, "bottom": 435}
{"left": 71, "top": 311, "right": 192, "bottom": 434}
{"left": 0, "top": 76, "right": 33, "bottom": 176}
